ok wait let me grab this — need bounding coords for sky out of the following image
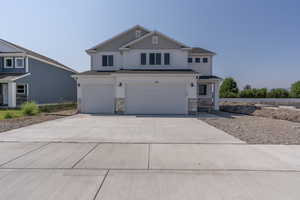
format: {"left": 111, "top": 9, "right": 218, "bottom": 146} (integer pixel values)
{"left": 1, "top": 0, "right": 299, "bottom": 89}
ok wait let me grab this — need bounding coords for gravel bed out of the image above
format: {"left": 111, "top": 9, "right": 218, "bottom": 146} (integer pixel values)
{"left": 200, "top": 112, "right": 300, "bottom": 144}
{"left": 0, "top": 110, "right": 77, "bottom": 133}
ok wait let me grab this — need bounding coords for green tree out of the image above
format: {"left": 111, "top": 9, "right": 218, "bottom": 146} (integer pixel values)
{"left": 239, "top": 88, "right": 267, "bottom": 98}
{"left": 219, "top": 77, "right": 239, "bottom": 98}
{"left": 267, "top": 88, "right": 289, "bottom": 98}
{"left": 290, "top": 81, "right": 300, "bottom": 98}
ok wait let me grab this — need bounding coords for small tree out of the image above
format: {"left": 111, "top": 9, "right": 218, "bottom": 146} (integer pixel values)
{"left": 267, "top": 88, "right": 289, "bottom": 98}
{"left": 290, "top": 81, "right": 300, "bottom": 98}
{"left": 243, "top": 84, "right": 252, "bottom": 90}
{"left": 220, "top": 77, "right": 239, "bottom": 98}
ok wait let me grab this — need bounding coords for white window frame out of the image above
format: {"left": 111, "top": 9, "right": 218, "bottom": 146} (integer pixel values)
{"left": 4, "top": 57, "right": 13, "bottom": 68}
{"left": 152, "top": 36, "right": 158, "bottom": 44}
{"left": 16, "top": 84, "right": 27, "bottom": 95}
{"left": 15, "top": 57, "right": 24, "bottom": 68}
{"left": 135, "top": 30, "right": 142, "bottom": 38}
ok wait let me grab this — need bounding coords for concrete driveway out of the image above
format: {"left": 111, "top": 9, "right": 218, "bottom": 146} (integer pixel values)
{"left": 0, "top": 114, "right": 300, "bottom": 200}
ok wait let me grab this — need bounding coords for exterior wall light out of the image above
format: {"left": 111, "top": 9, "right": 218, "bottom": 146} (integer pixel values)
{"left": 77, "top": 83, "right": 80, "bottom": 87}
{"left": 118, "top": 82, "right": 122, "bottom": 87}
{"left": 154, "top": 81, "right": 159, "bottom": 84}
{"left": 190, "top": 82, "right": 194, "bottom": 87}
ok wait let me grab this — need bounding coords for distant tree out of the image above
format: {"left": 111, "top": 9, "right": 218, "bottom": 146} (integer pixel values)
{"left": 267, "top": 88, "right": 289, "bottom": 98}
{"left": 239, "top": 88, "right": 267, "bottom": 98}
{"left": 220, "top": 77, "right": 239, "bottom": 98}
{"left": 243, "top": 84, "right": 252, "bottom": 90}
{"left": 290, "top": 81, "right": 300, "bottom": 98}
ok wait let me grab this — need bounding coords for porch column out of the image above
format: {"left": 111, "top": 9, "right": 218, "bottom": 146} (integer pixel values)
{"left": 8, "top": 82, "right": 16, "bottom": 108}
{"left": 213, "top": 81, "right": 220, "bottom": 110}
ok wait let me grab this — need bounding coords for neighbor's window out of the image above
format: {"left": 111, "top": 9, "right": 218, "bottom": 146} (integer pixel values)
{"left": 102, "top": 55, "right": 113, "bottom": 66}
{"left": 203, "top": 57, "right": 208, "bottom": 63}
{"left": 152, "top": 35, "right": 158, "bottom": 44}
{"left": 4, "top": 57, "right": 13, "bottom": 68}
{"left": 141, "top": 53, "right": 147, "bottom": 65}
{"left": 149, "top": 53, "right": 161, "bottom": 65}
{"left": 16, "top": 84, "right": 26, "bottom": 95}
{"left": 188, "top": 57, "right": 193, "bottom": 63}
{"left": 164, "top": 53, "right": 170, "bottom": 65}
{"left": 198, "top": 84, "right": 207, "bottom": 96}
{"left": 195, "top": 58, "right": 201, "bottom": 63}
{"left": 15, "top": 58, "right": 24, "bottom": 68}
{"left": 135, "top": 30, "right": 142, "bottom": 38}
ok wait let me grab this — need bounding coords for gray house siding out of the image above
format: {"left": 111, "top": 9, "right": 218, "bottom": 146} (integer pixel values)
{"left": 16, "top": 58, "right": 76, "bottom": 104}
{"left": 130, "top": 34, "right": 183, "bottom": 49}
{"left": 0, "top": 57, "right": 26, "bottom": 73}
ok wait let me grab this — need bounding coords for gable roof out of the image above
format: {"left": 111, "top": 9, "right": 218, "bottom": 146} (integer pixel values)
{"left": 86, "top": 25, "right": 151, "bottom": 53}
{"left": 0, "top": 39, "right": 77, "bottom": 73}
{"left": 120, "top": 30, "right": 190, "bottom": 49}
{"left": 189, "top": 47, "right": 216, "bottom": 55}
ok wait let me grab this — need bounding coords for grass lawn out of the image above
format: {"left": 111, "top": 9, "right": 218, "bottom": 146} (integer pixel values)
{"left": 0, "top": 109, "right": 24, "bottom": 120}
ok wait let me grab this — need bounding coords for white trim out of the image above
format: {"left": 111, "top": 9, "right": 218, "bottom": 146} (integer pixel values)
{"left": 4, "top": 57, "right": 13, "bottom": 68}
{"left": 11, "top": 73, "right": 31, "bottom": 81}
{"left": 119, "top": 31, "right": 190, "bottom": 49}
{"left": 27, "top": 55, "right": 77, "bottom": 73}
{"left": 0, "top": 53, "right": 26, "bottom": 57}
{"left": 15, "top": 57, "right": 25, "bottom": 68}
{"left": 25, "top": 56, "right": 29, "bottom": 72}
{"left": 16, "top": 84, "right": 26, "bottom": 95}
{"left": 86, "top": 25, "right": 151, "bottom": 53}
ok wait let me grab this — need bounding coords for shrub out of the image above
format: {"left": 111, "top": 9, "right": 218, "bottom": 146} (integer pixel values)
{"left": 21, "top": 102, "right": 40, "bottom": 116}
{"left": 4, "top": 111, "right": 14, "bottom": 119}
{"left": 220, "top": 77, "right": 239, "bottom": 98}
{"left": 267, "top": 88, "right": 289, "bottom": 98}
{"left": 290, "top": 81, "right": 300, "bottom": 98}
{"left": 239, "top": 88, "right": 267, "bottom": 98}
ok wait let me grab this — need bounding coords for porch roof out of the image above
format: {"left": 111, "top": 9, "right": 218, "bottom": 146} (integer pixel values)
{"left": 197, "top": 75, "right": 222, "bottom": 80}
{"left": 0, "top": 73, "right": 31, "bottom": 82}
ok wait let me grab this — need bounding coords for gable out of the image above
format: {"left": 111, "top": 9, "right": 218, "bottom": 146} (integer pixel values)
{"left": 89, "top": 26, "right": 150, "bottom": 52}
{"left": 0, "top": 40, "right": 22, "bottom": 53}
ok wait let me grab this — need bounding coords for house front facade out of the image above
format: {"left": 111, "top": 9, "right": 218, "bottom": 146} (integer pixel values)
{"left": 74, "top": 25, "right": 221, "bottom": 114}
{"left": 0, "top": 39, "right": 77, "bottom": 108}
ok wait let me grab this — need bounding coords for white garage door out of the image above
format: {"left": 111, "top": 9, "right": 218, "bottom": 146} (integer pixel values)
{"left": 126, "top": 83, "right": 187, "bottom": 114}
{"left": 81, "top": 84, "right": 114, "bottom": 114}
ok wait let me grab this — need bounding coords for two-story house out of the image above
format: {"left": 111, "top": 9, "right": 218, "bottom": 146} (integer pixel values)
{"left": 0, "top": 39, "right": 77, "bottom": 108}
{"left": 74, "top": 25, "right": 221, "bottom": 114}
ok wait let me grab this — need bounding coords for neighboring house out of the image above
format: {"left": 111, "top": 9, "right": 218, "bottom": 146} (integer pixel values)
{"left": 0, "top": 39, "right": 77, "bottom": 108}
{"left": 74, "top": 25, "right": 221, "bottom": 114}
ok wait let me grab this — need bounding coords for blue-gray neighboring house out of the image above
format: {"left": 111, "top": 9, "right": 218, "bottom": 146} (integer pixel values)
{"left": 0, "top": 39, "right": 77, "bottom": 108}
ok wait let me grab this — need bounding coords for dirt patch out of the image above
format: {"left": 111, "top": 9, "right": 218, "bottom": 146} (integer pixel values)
{"left": 220, "top": 102, "right": 300, "bottom": 123}
{"left": 200, "top": 112, "right": 300, "bottom": 144}
{"left": 0, "top": 109, "right": 77, "bottom": 133}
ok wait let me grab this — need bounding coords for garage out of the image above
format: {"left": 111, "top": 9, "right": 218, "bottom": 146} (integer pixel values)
{"left": 81, "top": 84, "right": 114, "bottom": 114}
{"left": 125, "top": 83, "right": 187, "bottom": 114}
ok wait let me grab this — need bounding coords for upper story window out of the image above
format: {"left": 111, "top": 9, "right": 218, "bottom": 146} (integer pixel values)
{"left": 102, "top": 55, "right": 113, "bottom": 66}
{"left": 195, "top": 58, "right": 201, "bottom": 63}
{"left": 188, "top": 57, "right": 193, "bottom": 63}
{"left": 4, "top": 57, "right": 13, "bottom": 68}
{"left": 164, "top": 53, "right": 170, "bottom": 65}
{"left": 15, "top": 57, "right": 24, "bottom": 68}
{"left": 198, "top": 84, "right": 207, "bottom": 96}
{"left": 135, "top": 30, "right": 142, "bottom": 38}
{"left": 149, "top": 53, "right": 161, "bottom": 65}
{"left": 152, "top": 36, "right": 158, "bottom": 44}
{"left": 203, "top": 57, "right": 208, "bottom": 63}
{"left": 141, "top": 53, "right": 147, "bottom": 65}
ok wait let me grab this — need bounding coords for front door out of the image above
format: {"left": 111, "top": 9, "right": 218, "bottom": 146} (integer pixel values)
{"left": 2, "top": 84, "right": 8, "bottom": 105}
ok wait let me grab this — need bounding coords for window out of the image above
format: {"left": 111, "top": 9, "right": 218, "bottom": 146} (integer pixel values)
{"left": 135, "top": 30, "right": 142, "bottom": 38}
{"left": 149, "top": 53, "right": 161, "bottom": 65}
{"left": 4, "top": 57, "right": 13, "bottom": 68}
{"left": 16, "top": 84, "right": 26, "bottom": 95}
{"left": 152, "top": 35, "right": 158, "bottom": 44}
{"left": 188, "top": 57, "right": 193, "bottom": 63}
{"left": 203, "top": 57, "right": 208, "bottom": 63}
{"left": 195, "top": 58, "right": 201, "bottom": 63}
{"left": 164, "top": 53, "right": 170, "bottom": 65}
{"left": 198, "top": 84, "right": 207, "bottom": 96}
{"left": 102, "top": 55, "right": 113, "bottom": 66}
{"left": 15, "top": 58, "right": 24, "bottom": 68}
{"left": 141, "top": 53, "right": 147, "bottom": 65}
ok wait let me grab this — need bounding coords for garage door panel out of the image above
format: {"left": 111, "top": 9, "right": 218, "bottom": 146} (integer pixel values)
{"left": 126, "top": 84, "right": 187, "bottom": 114}
{"left": 81, "top": 84, "right": 114, "bottom": 114}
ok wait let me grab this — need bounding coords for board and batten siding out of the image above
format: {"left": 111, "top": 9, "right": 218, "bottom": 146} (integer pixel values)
{"left": 16, "top": 58, "right": 76, "bottom": 104}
